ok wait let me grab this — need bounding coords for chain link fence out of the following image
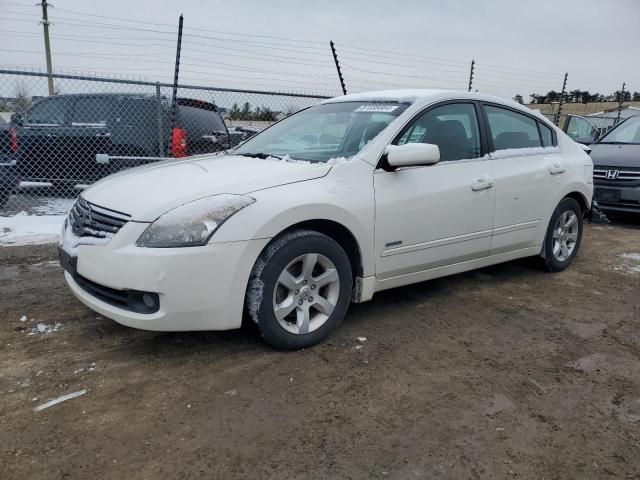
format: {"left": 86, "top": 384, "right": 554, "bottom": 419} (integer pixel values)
{"left": 0, "top": 69, "right": 330, "bottom": 216}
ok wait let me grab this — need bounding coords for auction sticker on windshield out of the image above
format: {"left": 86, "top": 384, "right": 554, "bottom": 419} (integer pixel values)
{"left": 354, "top": 104, "right": 400, "bottom": 113}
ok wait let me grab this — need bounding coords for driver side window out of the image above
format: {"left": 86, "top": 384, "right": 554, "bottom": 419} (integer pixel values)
{"left": 395, "top": 103, "right": 482, "bottom": 161}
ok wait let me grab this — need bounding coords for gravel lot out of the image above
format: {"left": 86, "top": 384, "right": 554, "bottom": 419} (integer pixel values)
{"left": 1, "top": 219, "right": 639, "bottom": 479}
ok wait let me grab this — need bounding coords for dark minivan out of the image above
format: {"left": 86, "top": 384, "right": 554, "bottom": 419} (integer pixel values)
{"left": 587, "top": 115, "right": 640, "bottom": 213}
{"left": 11, "top": 94, "right": 232, "bottom": 189}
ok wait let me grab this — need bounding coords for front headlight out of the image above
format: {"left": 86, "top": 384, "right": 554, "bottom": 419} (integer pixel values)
{"left": 136, "top": 194, "right": 255, "bottom": 248}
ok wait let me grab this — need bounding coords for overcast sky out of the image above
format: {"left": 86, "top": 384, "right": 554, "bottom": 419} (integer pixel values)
{"left": 1, "top": 0, "right": 638, "bottom": 101}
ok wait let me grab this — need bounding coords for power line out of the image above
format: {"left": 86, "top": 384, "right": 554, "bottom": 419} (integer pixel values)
{"left": 51, "top": 5, "right": 326, "bottom": 45}
{"left": 338, "top": 43, "right": 469, "bottom": 66}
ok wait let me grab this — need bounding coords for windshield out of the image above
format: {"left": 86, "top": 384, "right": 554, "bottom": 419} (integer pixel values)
{"left": 233, "top": 101, "right": 408, "bottom": 162}
{"left": 598, "top": 116, "right": 640, "bottom": 144}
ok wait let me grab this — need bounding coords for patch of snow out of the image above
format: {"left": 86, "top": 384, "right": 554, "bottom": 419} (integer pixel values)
{"left": 28, "top": 322, "right": 62, "bottom": 335}
{"left": 615, "top": 253, "right": 640, "bottom": 276}
{"left": 19, "top": 181, "right": 53, "bottom": 188}
{"left": 356, "top": 336, "right": 367, "bottom": 343}
{"left": 19, "top": 316, "right": 26, "bottom": 322}
{"left": 489, "top": 146, "right": 560, "bottom": 159}
{"left": 34, "top": 389, "right": 87, "bottom": 412}
{"left": 326, "top": 157, "right": 350, "bottom": 165}
{"left": 1, "top": 211, "right": 67, "bottom": 246}
{"left": 246, "top": 229, "right": 310, "bottom": 324}
{"left": 1, "top": 198, "right": 74, "bottom": 246}
{"left": 60, "top": 222, "right": 111, "bottom": 255}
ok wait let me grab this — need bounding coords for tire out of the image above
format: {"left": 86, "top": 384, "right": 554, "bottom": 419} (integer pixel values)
{"left": 541, "top": 197, "right": 583, "bottom": 272}
{"left": 246, "top": 229, "right": 353, "bottom": 350}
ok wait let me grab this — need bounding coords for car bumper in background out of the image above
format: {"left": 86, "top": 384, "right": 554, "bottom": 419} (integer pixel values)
{"left": 60, "top": 221, "right": 269, "bottom": 331}
{"left": 594, "top": 184, "right": 640, "bottom": 213}
{"left": 0, "top": 156, "right": 20, "bottom": 190}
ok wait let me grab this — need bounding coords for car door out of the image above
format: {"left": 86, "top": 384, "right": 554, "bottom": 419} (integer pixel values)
{"left": 482, "top": 103, "right": 563, "bottom": 254}
{"left": 17, "top": 95, "right": 71, "bottom": 182}
{"left": 563, "top": 115, "right": 599, "bottom": 144}
{"left": 374, "top": 101, "right": 495, "bottom": 280}
{"left": 69, "top": 96, "right": 114, "bottom": 183}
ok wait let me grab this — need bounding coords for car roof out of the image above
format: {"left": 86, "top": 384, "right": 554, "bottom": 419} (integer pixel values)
{"left": 321, "top": 89, "right": 547, "bottom": 121}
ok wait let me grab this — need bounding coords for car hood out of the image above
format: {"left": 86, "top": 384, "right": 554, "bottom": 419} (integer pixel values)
{"left": 589, "top": 143, "right": 640, "bottom": 168}
{"left": 82, "top": 154, "right": 331, "bottom": 221}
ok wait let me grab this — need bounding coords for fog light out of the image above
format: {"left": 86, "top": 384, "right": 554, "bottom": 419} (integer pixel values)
{"left": 142, "top": 293, "right": 158, "bottom": 310}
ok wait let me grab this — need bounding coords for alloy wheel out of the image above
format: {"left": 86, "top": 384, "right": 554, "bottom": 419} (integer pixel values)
{"left": 272, "top": 253, "right": 341, "bottom": 335}
{"left": 552, "top": 210, "right": 579, "bottom": 262}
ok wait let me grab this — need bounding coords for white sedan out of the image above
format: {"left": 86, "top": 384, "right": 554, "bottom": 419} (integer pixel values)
{"left": 59, "top": 90, "right": 593, "bottom": 349}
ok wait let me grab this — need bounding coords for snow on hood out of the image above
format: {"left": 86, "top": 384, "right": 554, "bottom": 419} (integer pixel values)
{"left": 81, "top": 154, "right": 331, "bottom": 221}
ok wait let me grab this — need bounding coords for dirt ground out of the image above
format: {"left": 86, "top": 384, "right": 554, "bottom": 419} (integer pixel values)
{"left": 1, "top": 219, "right": 639, "bottom": 480}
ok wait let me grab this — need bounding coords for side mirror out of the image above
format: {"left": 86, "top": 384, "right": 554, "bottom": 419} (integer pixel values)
{"left": 385, "top": 143, "right": 440, "bottom": 168}
{"left": 11, "top": 112, "right": 23, "bottom": 126}
{"left": 575, "top": 136, "right": 596, "bottom": 145}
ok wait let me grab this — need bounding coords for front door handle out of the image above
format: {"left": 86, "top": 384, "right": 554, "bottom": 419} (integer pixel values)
{"left": 549, "top": 164, "right": 566, "bottom": 174}
{"left": 95, "top": 132, "right": 111, "bottom": 138}
{"left": 471, "top": 178, "right": 494, "bottom": 191}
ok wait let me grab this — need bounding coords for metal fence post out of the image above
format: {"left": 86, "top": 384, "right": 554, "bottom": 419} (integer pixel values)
{"left": 329, "top": 41, "right": 347, "bottom": 95}
{"left": 554, "top": 72, "right": 568, "bottom": 126}
{"left": 169, "top": 14, "right": 184, "bottom": 154}
{"left": 616, "top": 82, "right": 626, "bottom": 126}
{"left": 155, "top": 82, "right": 165, "bottom": 157}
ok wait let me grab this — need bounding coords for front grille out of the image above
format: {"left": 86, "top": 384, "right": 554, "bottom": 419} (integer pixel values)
{"left": 594, "top": 165, "right": 640, "bottom": 183}
{"left": 69, "top": 197, "right": 131, "bottom": 239}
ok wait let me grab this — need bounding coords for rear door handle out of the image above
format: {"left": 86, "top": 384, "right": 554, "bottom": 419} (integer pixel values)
{"left": 471, "top": 178, "right": 494, "bottom": 191}
{"left": 549, "top": 163, "right": 566, "bottom": 174}
{"left": 95, "top": 132, "right": 111, "bottom": 138}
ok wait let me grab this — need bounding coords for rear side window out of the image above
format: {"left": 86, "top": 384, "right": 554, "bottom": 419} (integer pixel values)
{"left": 25, "top": 96, "right": 70, "bottom": 125}
{"left": 538, "top": 122, "right": 554, "bottom": 147}
{"left": 485, "top": 105, "right": 542, "bottom": 150}
{"left": 179, "top": 105, "right": 226, "bottom": 135}
{"left": 71, "top": 96, "right": 112, "bottom": 125}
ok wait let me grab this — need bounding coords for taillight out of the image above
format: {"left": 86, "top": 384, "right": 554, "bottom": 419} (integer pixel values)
{"left": 171, "top": 128, "right": 188, "bottom": 158}
{"left": 9, "top": 127, "right": 19, "bottom": 153}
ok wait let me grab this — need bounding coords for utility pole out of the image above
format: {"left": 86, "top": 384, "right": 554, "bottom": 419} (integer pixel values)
{"left": 169, "top": 13, "right": 184, "bottom": 150}
{"left": 554, "top": 72, "right": 568, "bottom": 126}
{"left": 40, "top": 1, "right": 54, "bottom": 95}
{"left": 616, "top": 82, "right": 626, "bottom": 126}
{"left": 467, "top": 59, "right": 475, "bottom": 92}
{"left": 329, "top": 41, "right": 347, "bottom": 95}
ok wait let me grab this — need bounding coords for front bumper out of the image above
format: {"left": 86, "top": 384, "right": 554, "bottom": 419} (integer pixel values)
{"left": 594, "top": 183, "right": 640, "bottom": 213}
{"left": 61, "top": 221, "right": 269, "bottom": 331}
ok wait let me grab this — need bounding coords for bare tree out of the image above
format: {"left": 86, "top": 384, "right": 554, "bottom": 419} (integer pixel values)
{"left": 13, "top": 80, "right": 32, "bottom": 112}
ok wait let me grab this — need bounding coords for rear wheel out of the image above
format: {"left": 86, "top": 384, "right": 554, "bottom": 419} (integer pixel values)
{"left": 541, "top": 197, "right": 583, "bottom": 272}
{"left": 246, "top": 229, "right": 352, "bottom": 349}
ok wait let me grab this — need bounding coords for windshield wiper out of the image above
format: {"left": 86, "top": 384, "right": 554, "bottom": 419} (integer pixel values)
{"left": 236, "top": 152, "right": 282, "bottom": 160}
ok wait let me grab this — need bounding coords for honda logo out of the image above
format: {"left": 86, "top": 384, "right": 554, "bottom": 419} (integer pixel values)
{"left": 606, "top": 170, "right": 620, "bottom": 180}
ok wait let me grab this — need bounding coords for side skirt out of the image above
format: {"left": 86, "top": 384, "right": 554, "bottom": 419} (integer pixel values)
{"left": 372, "top": 246, "right": 541, "bottom": 294}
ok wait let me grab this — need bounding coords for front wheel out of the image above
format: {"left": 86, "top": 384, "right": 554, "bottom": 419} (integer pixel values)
{"left": 246, "top": 229, "right": 353, "bottom": 350}
{"left": 541, "top": 197, "right": 583, "bottom": 272}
